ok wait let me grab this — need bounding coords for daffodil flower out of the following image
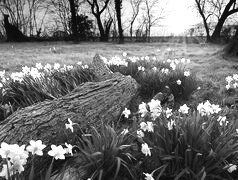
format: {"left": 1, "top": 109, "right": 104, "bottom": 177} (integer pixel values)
{"left": 122, "top": 108, "right": 131, "bottom": 118}
{"left": 48, "top": 145, "right": 66, "bottom": 160}
{"left": 141, "top": 143, "right": 151, "bottom": 156}
{"left": 65, "top": 118, "right": 77, "bottom": 133}
{"left": 26, "top": 140, "right": 46, "bottom": 156}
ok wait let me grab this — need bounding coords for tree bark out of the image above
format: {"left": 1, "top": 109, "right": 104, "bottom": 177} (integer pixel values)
{"left": 0, "top": 54, "right": 138, "bottom": 146}
{"left": 115, "top": 0, "right": 124, "bottom": 43}
{"left": 68, "top": 0, "right": 79, "bottom": 42}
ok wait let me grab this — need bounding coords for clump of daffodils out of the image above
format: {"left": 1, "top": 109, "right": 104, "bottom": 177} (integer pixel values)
{"left": 197, "top": 100, "right": 221, "bottom": 116}
{"left": 106, "top": 56, "right": 128, "bottom": 67}
{"left": 0, "top": 142, "right": 29, "bottom": 178}
{"left": 225, "top": 74, "right": 238, "bottom": 90}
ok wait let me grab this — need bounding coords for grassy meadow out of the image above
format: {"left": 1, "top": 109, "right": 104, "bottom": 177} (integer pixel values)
{"left": 0, "top": 41, "right": 238, "bottom": 180}
{"left": 0, "top": 41, "right": 237, "bottom": 103}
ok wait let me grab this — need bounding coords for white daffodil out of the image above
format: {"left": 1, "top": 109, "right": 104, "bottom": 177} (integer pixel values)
{"left": 170, "top": 62, "right": 176, "bottom": 70}
{"left": 161, "top": 68, "right": 169, "bottom": 74}
{"left": 82, "top": 65, "right": 89, "bottom": 69}
{"left": 53, "top": 63, "right": 61, "bottom": 70}
{"left": 121, "top": 128, "right": 129, "bottom": 136}
{"left": 176, "top": 80, "right": 181, "bottom": 85}
{"left": 137, "top": 130, "right": 145, "bottom": 138}
{"left": 141, "top": 143, "right": 151, "bottom": 156}
{"left": 35, "top": 63, "right": 43, "bottom": 70}
{"left": 64, "top": 143, "right": 73, "bottom": 156}
{"left": 184, "top": 71, "right": 190, "bottom": 77}
{"left": 122, "top": 108, "right": 131, "bottom": 118}
{"left": 145, "top": 56, "right": 150, "bottom": 61}
{"left": 197, "top": 101, "right": 221, "bottom": 116}
{"left": 143, "top": 172, "right": 154, "bottom": 180}
{"left": 168, "top": 120, "right": 175, "bottom": 130}
{"left": 122, "top": 52, "right": 127, "bottom": 57}
{"left": 146, "top": 121, "right": 154, "bottom": 132}
{"left": 10, "top": 155, "right": 25, "bottom": 173}
{"left": 138, "top": 102, "right": 148, "bottom": 117}
{"left": 26, "top": 140, "right": 46, "bottom": 156}
{"left": 148, "top": 99, "right": 161, "bottom": 114}
{"left": 0, "top": 142, "right": 18, "bottom": 159}
{"left": 165, "top": 108, "right": 173, "bottom": 118}
{"left": 0, "top": 161, "right": 12, "bottom": 179}
{"left": 77, "top": 61, "right": 82, "bottom": 66}
{"left": 138, "top": 66, "right": 145, "bottom": 71}
{"left": 48, "top": 145, "right": 66, "bottom": 160}
{"left": 148, "top": 99, "right": 162, "bottom": 119}
{"left": 140, "top": 122, "right": 148, "bottom": 132}
{"left": 152, "top": 67, "right": 157, "bottom": 71}
{"left": 65, "top": 118, "right": 76, "bottom": 133}
{"left": 224, "top": 164, "right": 237, "bottom": 173}
{"left": 180, "top": 58, "right": 186, "bottom": 63}
{"left": 226, "top": 76, "right": 233, "bottom": 83}
{"left": 178, "top": 104, "right": 189, "bottom": 114}
{"left": 233, "top": 74, "right": 238, "bottom": 81}
{"left": 44, "top": 63, "right": 52, "bottom": 72}
{"left": 22, "top": 66, "right": 31, "bottom": 75}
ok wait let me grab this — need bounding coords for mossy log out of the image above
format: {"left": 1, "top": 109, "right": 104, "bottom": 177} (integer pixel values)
{"left": 0, "top": 54, "right": 138, "bottom": 145}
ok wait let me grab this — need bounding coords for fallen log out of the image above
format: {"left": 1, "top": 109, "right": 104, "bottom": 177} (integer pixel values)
{"left": 0, "top": 54, "right": 138, "bottom": 146}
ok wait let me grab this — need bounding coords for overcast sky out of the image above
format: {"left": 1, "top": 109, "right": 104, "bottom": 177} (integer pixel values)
{"left": 163, "top": 0, "right": 200, "bottom": 34}
{"left": 122, "top": 0, "right": 201, "bottom": 36}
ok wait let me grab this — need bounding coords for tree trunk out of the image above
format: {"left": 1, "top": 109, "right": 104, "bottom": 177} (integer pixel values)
{"left": 69, "top": 0, "right": 79, "bottom": 42}
{"left": 96, "top": 16, "right": 107, "bottom": 42}
{"left": 115, "top": 0, "right": 124, "bottom": 43}
{"left": 0, "top": 54, "right": 138, "bottom": 146}
{"left": 105, "top": 18, "right": 113, "bottom": 41}
{"left": 211, "top": 16, "right": 227, "bottom": 42}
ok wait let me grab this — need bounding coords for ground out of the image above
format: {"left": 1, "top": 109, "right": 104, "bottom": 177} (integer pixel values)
{"left": 0, "top": 41, "right": 237, "bottom": 103}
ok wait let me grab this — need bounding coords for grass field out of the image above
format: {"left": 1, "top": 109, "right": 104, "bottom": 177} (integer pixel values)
{"left": 0, "top": 41, "right": 238, "bottom": 179}
{"left": 0, "top": 41, "right": 237, "bottom": 101}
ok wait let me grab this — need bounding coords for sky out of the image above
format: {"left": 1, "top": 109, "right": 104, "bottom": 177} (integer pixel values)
{"left": 122, "top": 0, "right": 202, "bottom": 36}
{"left": 163, "top": 0, "right": 200, "bottom": 35}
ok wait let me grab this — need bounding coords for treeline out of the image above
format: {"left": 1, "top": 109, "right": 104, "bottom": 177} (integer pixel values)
{"left": 0, "top": 0, "right": 238, "bottom": 43}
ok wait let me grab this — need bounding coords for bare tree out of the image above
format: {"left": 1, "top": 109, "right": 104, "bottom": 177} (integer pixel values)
{"left": 68, "top": 0, "right": 79, "bottom": 41}
{"left": 142, "top": 0, "right": 164, "bottom": 42}
{"left": 195, "top": 0, "right": 238, "bottom": 42}
{"left": 47, "top": 0, "right": 71, "bottom": 33}
{"left": 114, "top": 0, "right": 123, "bottom": 43}
{"left": 128, "top": 0, "right": 143, "bottom": 39}
{"left": 86, "top": 0, "right": 111, "bottom": 41}
{"left": 0, "top": 0, "right": 49, "bottom": 36}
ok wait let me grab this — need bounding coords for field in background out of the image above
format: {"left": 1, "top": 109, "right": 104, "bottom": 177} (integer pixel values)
{"left": 0, "top": 41, "right": 237, "bottom": 101}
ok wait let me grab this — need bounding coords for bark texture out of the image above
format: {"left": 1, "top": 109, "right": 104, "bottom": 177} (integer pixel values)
{"left": 0, "top": 54, "right": 138, "bottom": 145}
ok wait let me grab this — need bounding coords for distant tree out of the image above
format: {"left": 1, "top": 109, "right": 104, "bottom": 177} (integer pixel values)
{"left": 47, "top": 0, "right": 71, "bottom": 33}
{"left": 128, "top": 0, "right": 143, "bottom": 39}
{"left": 0, "top": 0, "right": 48, "bottom": 36}
{"left": 86, "top": 0, "right": 111, "bottom": 41}
{"left": 114, "top": 0, "right": 123, "bottom": 43}
{"left": 142, "top": 0, "right": 164, "bottom": 42}
{"left": 74, "top": 14, "right": 93, "bottom": 40}
{"left": 68, "top": 0, "right": 79, "bottom": 41}
{"left": 195, "top": 0, "right": 238, "bottom": 42}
